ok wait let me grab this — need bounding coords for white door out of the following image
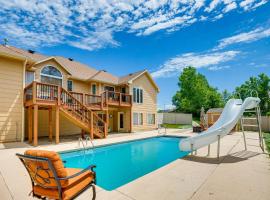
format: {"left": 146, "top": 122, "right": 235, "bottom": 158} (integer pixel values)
{"left": 118, "top": 112, "right": 124, "bottom": 131}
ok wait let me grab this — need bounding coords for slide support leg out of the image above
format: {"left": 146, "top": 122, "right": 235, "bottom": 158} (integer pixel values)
{"left": 207, "top": 144, "right": 210, "bottom": 156}
{"left": 217, "top": 135, "right": 221, "bottom": 160}
{"left": 191, "top": 143, "right": 194, "bottom": 156}
{"left": 243, "top": 132, "right": 247, "bottom": 150}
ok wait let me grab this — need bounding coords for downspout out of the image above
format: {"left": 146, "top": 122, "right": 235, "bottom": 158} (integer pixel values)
{"left": 21, "top": 59, "right": 27, "bottom": 142}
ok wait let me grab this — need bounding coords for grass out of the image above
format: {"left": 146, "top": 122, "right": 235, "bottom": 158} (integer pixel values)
{"left": 161, "top": 124, "right": 192, "bottom": 129}
{"left": 192, "top": 117, "right": 200, "bottom": 125}
{"left": 263, "top": 132, "right": 270, "bottom": 153}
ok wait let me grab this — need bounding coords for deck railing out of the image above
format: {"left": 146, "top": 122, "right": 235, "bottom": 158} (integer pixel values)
{"left": 23, "top": 81, "right": 107, "bottom": 138}
{"left": 24, "top": 82, "right": 132, "bottom": 109}
{"left": 70, "top": 92, "right": 84, "bottom": 103}
{"left": 85, "top": 94, "right": 103, "bottom": 109}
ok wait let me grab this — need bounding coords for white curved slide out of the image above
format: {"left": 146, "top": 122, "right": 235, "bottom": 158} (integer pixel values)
{"left": 179, "top": 97, "right": 261, "bottom": 151}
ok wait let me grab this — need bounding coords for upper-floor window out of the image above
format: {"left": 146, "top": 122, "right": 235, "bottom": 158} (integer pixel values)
{"left": 104, "top": 86, "right": 115, "bottom": 92}
{"left": 41, "top": 66, "right": 62, "bottom": 86}
{"left": 92, "top": 84, "right": 97, "bottom": 95}
{"left": 67, "top": 80, "right": 73, "bottom": 91}
{"left": 133, "top": 88, "right": 143, "bottom": 103}
{"left": 25, "top": 71, "right": 35, "bottom": 85}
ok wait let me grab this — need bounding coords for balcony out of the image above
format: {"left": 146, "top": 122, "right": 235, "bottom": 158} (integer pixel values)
{"left": 24, "top": 82, "right": 132, "bottom": 110}
{"left": 83, "top": 91, "right": 132, "bottom": 110}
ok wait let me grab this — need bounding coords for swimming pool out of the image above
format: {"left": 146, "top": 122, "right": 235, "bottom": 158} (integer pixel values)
{"left": 60, "top": 136, "right": 189, "bottom": 191}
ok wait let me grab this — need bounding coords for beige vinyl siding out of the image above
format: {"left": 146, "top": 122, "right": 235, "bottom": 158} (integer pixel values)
{"left": 71, "top": 79, "right": 90, "bottom": 94}
{"left": 25, "top": 110, "right": 81, "bottom": 138}
{"left": 130, "top": 74, "right": 158, "bottom": 131}
{"left": 107, "top": 107, "right": 131, "bottom": 133}
{"left": 0, "top": 57, "right": 24, "bottom": 142}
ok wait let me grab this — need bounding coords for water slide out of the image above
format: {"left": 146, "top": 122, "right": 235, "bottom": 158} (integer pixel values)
{"left": 179, "top": 97, "right": 261, "bottom": 151}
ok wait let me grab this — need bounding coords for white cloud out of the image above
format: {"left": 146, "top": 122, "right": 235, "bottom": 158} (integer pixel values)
{"left": 216, "top": 27, "right": 270, "bottom": 49}
{"left": 223, "top": 2, "right": 237, "bottom": 13}
{"left": 151, "top": 51, "right": 239, "bottom": 78}
{"left": 240, "top": 0, "right": 267, "bottom": 10}
{"left": 0, "top": 0, "right": 268, "bottom": 50}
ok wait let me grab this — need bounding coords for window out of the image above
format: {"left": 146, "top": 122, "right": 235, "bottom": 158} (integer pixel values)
{"left": 40, "top": 66, "right": 62, "bottom": 86}
{"left": 147, "top": 114, "right": 155, "bottom": 125}
{"left": 67, "top": 80, "right": 73, "bottom": 91}
{"left": 25, "top": 71, "right": 34, "bottom": 85}
{"left": 133, "top": 112, "right": 143, "bottom": 125}
{"left": 92, "top": 84, "right": 97, "bottom": 95}
{"left": 133, "top": 88, "right": 143, "bottom": 103}
{"left": 104, "top": 86, "right": 115, "bottom": 92}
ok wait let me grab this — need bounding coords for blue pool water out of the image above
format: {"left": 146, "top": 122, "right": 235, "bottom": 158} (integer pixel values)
{"left": 60, "top": 136, "right": 189, "bottom": 190}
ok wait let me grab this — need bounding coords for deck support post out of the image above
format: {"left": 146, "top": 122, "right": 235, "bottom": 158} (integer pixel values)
{"left": 33, "top": 105, "right": 38, "bottom": 146}
{"left": 49, "top": 108, "right": 53, "bottom": 142}
{"left": 55, "top": 106, "right": 59, "bottom": 144}
{"left": 217, "top": 135, "right": 221, "bottom": 160}
{"left": 28, "top": 106, "right": 33, "bottom": 143}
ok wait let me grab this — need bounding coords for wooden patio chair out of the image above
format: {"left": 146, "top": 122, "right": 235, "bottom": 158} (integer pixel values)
{"left": 16, "top": 150, "right": 96, "bottom": 200}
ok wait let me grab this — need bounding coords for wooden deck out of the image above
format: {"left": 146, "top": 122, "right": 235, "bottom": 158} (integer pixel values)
{"left": 24, "top": 81, "right": 122, "bottom": 146}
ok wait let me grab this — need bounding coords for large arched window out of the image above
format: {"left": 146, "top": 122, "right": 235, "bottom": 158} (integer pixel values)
{"left": 41, "top": 66, "right": 62, "bottom": 86}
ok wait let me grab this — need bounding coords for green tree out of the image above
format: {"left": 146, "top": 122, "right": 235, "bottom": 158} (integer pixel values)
{"left": 172, "top": 67, "right": 224, "bottom": 116}
{"left": 234, "top": 73, "right": 270, "bottom": 115}
{"left": 222, "top": 89, "right": 231, "bottom": 102}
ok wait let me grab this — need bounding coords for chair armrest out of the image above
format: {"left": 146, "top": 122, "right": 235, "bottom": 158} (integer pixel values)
{"left": 58, "top": 165, "right": 96, "bottom": 180}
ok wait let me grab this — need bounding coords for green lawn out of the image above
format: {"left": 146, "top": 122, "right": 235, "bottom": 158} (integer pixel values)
{"left": 161, "top": 123, "right": 192, "bottom": 129}
{"left": 264, "top": 132, "right": 270, "bottom": 153}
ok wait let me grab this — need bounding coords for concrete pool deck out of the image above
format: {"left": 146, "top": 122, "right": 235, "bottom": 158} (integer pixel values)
{"left": 0, "top": 129, "right": 269, "bottom": 200}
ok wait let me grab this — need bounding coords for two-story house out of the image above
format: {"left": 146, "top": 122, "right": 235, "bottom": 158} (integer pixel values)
{"left": 0, "top": 45, "right": 159, "bottom": 146}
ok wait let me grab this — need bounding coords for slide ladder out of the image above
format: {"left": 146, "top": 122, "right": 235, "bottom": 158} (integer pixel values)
{"left": 240, "top": 105, "right": 264, "bottom": 152}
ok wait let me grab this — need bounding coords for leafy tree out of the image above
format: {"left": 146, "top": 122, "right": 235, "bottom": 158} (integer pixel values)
{"left": 172, "top": 67, "right": 224, "bottom": 116}
{"left": 222, "top": 89, "right": 231, "bottom": 102}
{"left": 234, "top": 73, "right": 270, "bottom": 115}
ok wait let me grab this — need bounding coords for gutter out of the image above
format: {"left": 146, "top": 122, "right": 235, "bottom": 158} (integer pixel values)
{"left": 21, "top": 59, "right": 27, "bottom": 142}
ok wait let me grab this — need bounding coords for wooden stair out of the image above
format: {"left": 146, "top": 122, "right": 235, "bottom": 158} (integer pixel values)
{"left": 60, "top": 88, "right": 106, "bottom": 139}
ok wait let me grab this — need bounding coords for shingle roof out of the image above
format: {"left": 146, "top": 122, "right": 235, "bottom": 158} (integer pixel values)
{"left": 0, "top": 45, "right": 158, "bottom": 89}
{"left": 118, "top": 70, "right": 146, "bottom": 84}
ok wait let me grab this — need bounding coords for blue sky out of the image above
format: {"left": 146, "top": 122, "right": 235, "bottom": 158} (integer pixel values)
{"left": 0, "top": 0, "right": 269, "bottom": 109}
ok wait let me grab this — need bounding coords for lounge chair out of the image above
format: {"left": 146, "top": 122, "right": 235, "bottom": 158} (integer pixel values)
{"left": 16, "top": 150, "right": 96, "bottom": 200}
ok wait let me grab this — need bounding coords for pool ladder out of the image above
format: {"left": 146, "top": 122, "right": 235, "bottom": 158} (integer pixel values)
{"left": 78, "top": 136, "right": 95, "bottom": 152}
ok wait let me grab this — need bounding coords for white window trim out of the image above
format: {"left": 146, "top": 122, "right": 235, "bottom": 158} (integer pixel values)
{"left": 133, "top": 112, "right": 143, "bottom": 126}
{"left": 118, "top": 112, "right": 125, "bottom": 130}
{"left": 133, "top": 87, "right": 143, "bottom": 104}
{"left": 40, "top": 65, "right": 63, "bottom": 86}
{"left": 103, "top": 85, "right": 115, "bottom": 92}
{"left": 147, "top": 113, "right": 155, "bottom": 125}
{"left": 91, "top": 83, "right": 97, "bottom": 95}
{"left": 25, "top": 71, "right": 35, "bottom": 86}
{"left": 67, "top": 80, "right": 73, "bottom": 91}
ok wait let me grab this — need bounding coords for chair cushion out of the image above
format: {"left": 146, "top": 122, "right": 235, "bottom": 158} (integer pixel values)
{"left": 33, "top": 168, "right": 94, "bottom": 200}
{"left": 25, "top": 150, "right": 67, "bottom": 177}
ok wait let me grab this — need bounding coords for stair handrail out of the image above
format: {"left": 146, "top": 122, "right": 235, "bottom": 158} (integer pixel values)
{"left": 61, "top": 87, "right": 107, "bottom": 137}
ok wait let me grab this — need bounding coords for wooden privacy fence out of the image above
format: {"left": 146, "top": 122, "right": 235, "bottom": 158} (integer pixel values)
{"left": 242, "top": 116, "right": 270, "bottom": 132}
{"left": 158, "top": 113, "right": 192, "bottom": 125}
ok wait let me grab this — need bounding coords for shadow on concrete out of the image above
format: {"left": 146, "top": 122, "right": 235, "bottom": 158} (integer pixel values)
{"left": 181, "top": 150, "right": 261, "bottom": 164}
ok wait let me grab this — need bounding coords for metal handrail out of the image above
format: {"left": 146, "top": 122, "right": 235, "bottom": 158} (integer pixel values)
{"left": 248, "top": 89, "right": 259, "bottom": 97}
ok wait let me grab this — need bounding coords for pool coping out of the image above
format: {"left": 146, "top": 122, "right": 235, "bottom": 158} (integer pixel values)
{"left": 58, "top": 134, "right": 188, "bottom": 154}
